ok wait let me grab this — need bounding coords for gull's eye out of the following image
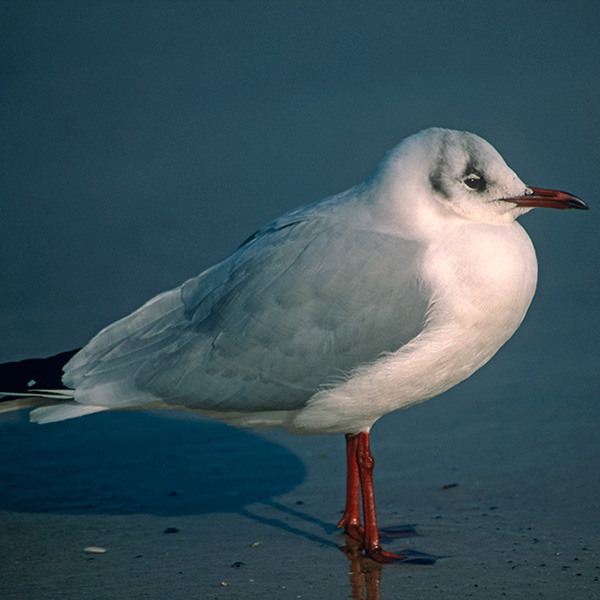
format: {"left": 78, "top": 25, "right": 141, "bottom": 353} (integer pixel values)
{"left": 464, "top": 173, "right": 486, "bottom": 191}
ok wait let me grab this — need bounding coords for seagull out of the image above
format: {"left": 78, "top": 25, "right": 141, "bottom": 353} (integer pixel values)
{"left": 0, "top": 128, "right": 588, "bottom": 563}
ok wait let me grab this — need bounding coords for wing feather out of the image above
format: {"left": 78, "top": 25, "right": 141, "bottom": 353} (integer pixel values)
{"left": 63, "top": 207, "right": 432, "bottom": 413}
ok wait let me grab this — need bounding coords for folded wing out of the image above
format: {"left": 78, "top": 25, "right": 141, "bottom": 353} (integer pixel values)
{"left": 63, "top": 209, "right": 431, "bottom": 413}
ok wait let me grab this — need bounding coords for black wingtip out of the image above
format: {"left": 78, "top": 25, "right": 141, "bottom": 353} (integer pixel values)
{"left": 0, "top": 349, "right": 80, "bottom": 393}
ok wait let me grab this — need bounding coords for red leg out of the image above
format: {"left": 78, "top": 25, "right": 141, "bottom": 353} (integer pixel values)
{"left": 356, "top": 431, "right": 409, "bottom": 564}
{"left": 337, "top": 433, "right": 363, "bottom": 540}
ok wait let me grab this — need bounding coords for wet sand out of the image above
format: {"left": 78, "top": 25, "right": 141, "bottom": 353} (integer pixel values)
{"left": 2, "top": 349, "right": 598, "bottom": 599}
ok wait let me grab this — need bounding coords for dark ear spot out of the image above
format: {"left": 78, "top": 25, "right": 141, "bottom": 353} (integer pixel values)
{"left": 428, "top": 133, "right": 451, "bottom": 199}
{"left": 429, "top": 158, "right": 449, "bottom": 199}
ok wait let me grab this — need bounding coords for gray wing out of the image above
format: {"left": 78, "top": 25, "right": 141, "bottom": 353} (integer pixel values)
{"left": 64, "top": 212, "right": 431, "bottom": 411}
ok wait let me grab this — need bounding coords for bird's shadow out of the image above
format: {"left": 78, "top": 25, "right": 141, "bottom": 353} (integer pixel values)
{"left": 0, "top": 410, "right": 305, "bottom": 516}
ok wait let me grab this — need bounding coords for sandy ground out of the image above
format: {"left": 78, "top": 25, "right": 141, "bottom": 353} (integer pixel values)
{"left": 1, "top": 3, "right": 599, "bottom": 599}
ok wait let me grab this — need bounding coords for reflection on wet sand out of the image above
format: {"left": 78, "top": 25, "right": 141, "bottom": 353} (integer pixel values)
{"left": 342, "top": 536, "right": 383, "bottom": 600}
{"left": 340, "top": 526, "right": 442, "bottom": 599}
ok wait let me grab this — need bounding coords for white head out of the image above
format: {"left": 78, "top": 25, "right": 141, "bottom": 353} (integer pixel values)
{"left": 368, "top": 128, "right": 586, "bottom": 227}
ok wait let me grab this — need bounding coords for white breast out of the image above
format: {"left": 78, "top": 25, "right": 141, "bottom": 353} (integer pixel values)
{"left": 427, "top": 221, "right": 538, "bottom": 336}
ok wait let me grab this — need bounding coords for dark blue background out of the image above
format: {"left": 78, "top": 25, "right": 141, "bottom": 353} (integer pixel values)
{"left": 1, "top": 2, "right": 598, "bottom": 367}
{"left": 0, "top": 1, "right": 598, "bottom": 522}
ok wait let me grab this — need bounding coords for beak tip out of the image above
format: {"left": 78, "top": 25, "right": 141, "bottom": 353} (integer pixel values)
{"left": 573, "top": 198, "right": 590, "bottom": 210}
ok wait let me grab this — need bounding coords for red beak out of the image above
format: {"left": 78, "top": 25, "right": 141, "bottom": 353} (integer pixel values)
{"left": 507, "top": 187, "right": 589, "bottom": 210}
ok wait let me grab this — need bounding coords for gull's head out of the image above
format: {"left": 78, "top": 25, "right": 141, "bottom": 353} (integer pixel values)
{"left": 371, "top": 128, "right": 587, "bottom": 226}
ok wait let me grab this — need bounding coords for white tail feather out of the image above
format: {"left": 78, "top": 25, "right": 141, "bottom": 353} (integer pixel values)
{"left": 0, "top": 389, "right": 75, "bottom": 400}
{"left": 0, "top": 388, "right": 108, "bottom": 423}
{"left": 30, "top": 403, "right": 108, "bottom": 424}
